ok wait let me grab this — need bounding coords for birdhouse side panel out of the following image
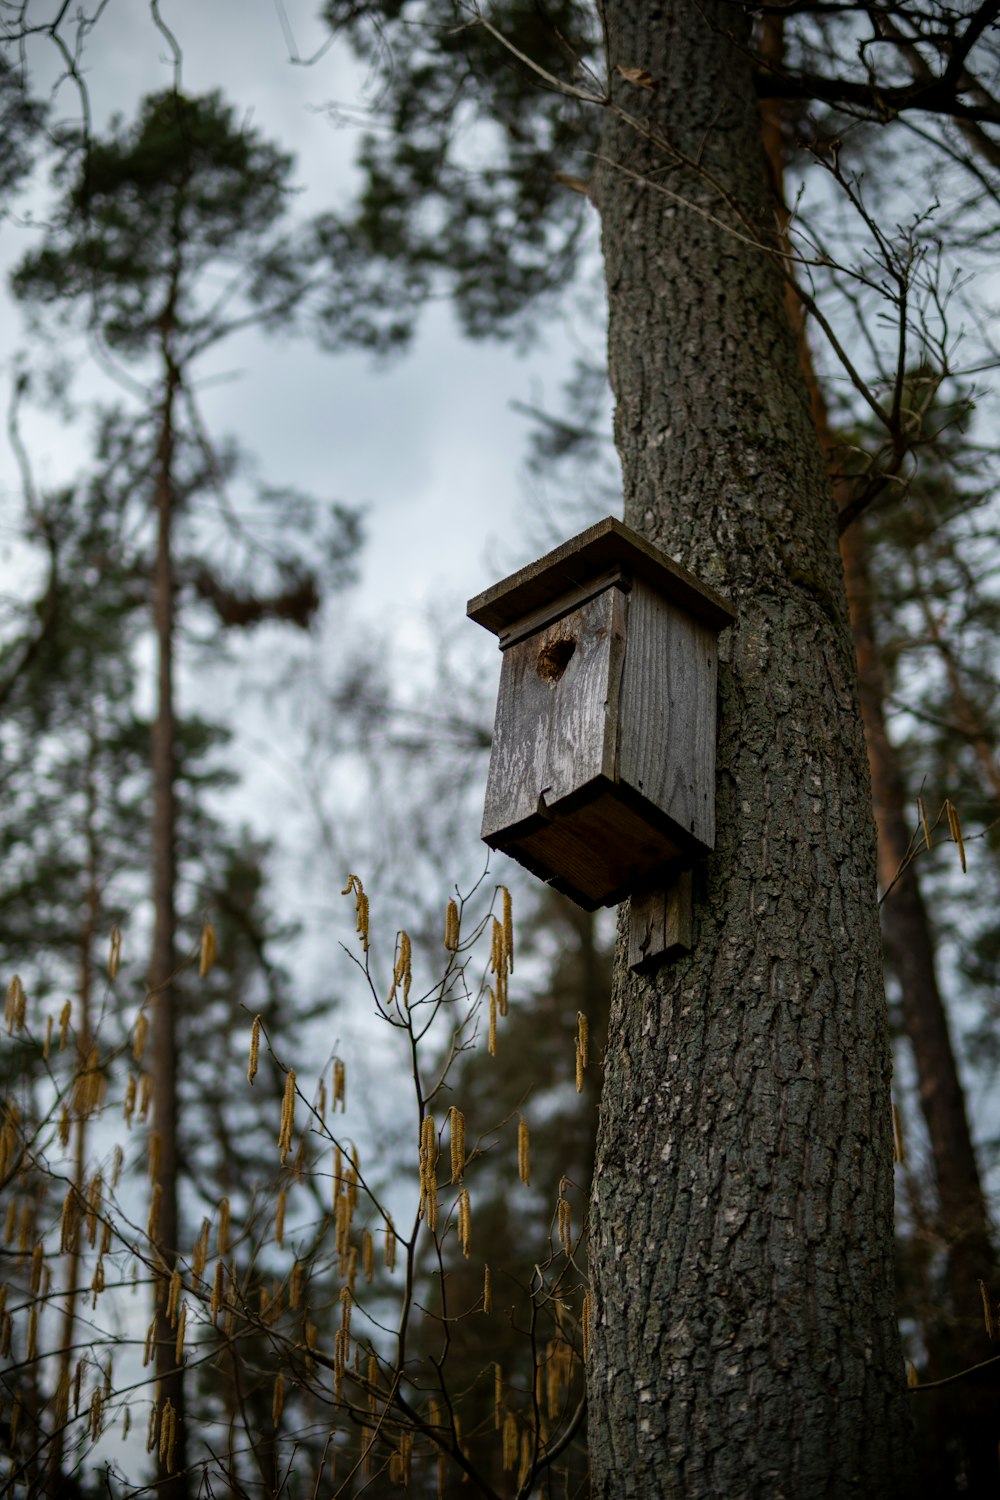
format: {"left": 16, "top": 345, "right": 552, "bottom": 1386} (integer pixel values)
{"left": 616, "top": 582, "right": 719, "bottom": 850}
{"left": 481, "top": 587, "right": 623, "bottom": 842}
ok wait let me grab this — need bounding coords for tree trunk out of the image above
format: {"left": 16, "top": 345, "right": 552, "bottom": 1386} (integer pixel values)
{"left": 587, "top": 4, "right": 913, "bottom": 1493}
{"left": 758, "top": 32, "right": 997, "bottom": 1487}
{"left": 150, "top": 354, "right": 188, "bottom": 1499}
{"left": 48, "top": 730, "right": 100, "bottom": 1495}
{"left": 842, "top": 521, "right": 999, "bottom": 1496}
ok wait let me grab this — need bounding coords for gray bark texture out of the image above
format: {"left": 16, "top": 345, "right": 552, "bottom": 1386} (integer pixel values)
{"left": 587, "top": 3, "right": 915, "bottom": 1495}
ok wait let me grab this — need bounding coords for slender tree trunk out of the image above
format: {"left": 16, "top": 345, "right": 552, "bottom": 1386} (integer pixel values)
{"left": 48, "top": 728, "right": 99, "bottom": 1494}
{"left": 150, "top": 347, "right": 188, "bottom": 1498}
{"left": 587, "top": 4, "right": 913, "bottom": 1493}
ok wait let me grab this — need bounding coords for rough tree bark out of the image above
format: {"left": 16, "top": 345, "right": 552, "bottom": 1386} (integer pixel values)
{"left": 587, "top": 3, "right": 914, "bottom": 1494}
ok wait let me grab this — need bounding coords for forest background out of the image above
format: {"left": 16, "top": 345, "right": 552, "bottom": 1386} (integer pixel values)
{"left": 0, "top": 1, "right": 999, "bottom": 1498}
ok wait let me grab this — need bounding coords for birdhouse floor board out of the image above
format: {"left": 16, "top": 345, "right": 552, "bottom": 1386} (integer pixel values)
{"left": 490, "top": 781, "right": 691, "bottom": 910}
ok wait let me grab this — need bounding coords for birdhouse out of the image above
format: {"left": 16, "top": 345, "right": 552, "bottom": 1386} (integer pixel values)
{"left": 468, "top": 517, "right": 736, "bottom": 912}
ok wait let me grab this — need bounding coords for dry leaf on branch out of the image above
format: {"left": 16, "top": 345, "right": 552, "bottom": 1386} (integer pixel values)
{"left": 615, "top": 63, "right": 659, "bottom": 91}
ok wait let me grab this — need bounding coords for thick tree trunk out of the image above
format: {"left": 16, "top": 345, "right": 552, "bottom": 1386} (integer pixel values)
{"left": 150, "top": 359, "right": 188, "bottom": 1499}
{"left": 587, "top": 4, "right": 913, "bottom": 1494}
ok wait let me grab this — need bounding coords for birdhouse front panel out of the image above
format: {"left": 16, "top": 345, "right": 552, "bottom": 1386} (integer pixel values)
{"left": 468, "top": 517, "right": 735, "bottom": 911}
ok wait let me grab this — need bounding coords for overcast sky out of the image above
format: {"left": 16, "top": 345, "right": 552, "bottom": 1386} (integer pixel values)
{"left": 0, "top": 0, "right": 617, "bottom": 952}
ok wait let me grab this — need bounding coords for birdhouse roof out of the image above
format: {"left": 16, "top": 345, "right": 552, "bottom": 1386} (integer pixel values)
{"left": 467, "top": 516, "right": 737, "bottom": 636}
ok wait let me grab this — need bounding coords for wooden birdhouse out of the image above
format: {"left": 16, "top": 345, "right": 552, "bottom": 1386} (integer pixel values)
{"left": 468, "top": 516, "right": 736, "bottom": 914}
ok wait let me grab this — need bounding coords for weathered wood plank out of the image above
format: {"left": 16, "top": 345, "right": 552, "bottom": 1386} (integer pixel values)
{"left": 481, "top": 587, "right": 623, "bottom": 840}
{"left": 617, "top": 580, "right": 718, "bottom": 848}
{"left": 468, "top": 515, "right": 736, "bottom": 636}
{"left": 627, "top": 872, "right": 694, "bottom": 971}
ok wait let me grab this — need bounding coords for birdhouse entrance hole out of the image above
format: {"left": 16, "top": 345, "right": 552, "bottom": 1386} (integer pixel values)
{"left": 536, "top": 636, "right": 576, "bottom": 682}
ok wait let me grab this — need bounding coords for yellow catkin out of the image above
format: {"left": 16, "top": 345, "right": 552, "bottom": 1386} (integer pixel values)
{"left": 519, "top": 1429, "right": 532, "bottom": 1487}
{"left": 123, "top": 1074, "right": 137, "bottom": 1128}
{"left": 217, "top": 1197, "right": 231, "bottom": 1257}
{"left": 582, "top": 1289, "right": 593, "bottom": 1362}
{"left": 449, "top": 1106, "right": 465, "bottom": 1183}
{"left": 89, "top": 1385, "right": 103, "bottom": 1442}
{"left": 517, "top": 1116, "right": 530, "bottom": 1185}
{"left": 385, "top": 1215, "right": 396, "bottom": 1271}
{"left": 43, "top": 1014, "right": 53, "bottom": 1059}
{"left": 368, "top": 1352, "right": 378, "bottom": 1415}
{"left": 60, "top": 1190, "right": 78, "bottom": 1254}
{"left": 892, "top": 1103, "right": 905, "bottom": 1164}
{"left": 342, "top": 874, "right": 369, "bottom": 952}
{"left": 347, "top": 1244, "right": 358, "bottom": 1294}
{"left": 90, "top": 1253, "right": 106, "bottom": 1305}
{"left": 59, "top": 999, "right": 71, "bottom": 1049}
{"left": 907, "top": 1360, "right": 919, "bottom": 1388}
{"left": 946, "top": 799, "right": 968, "bottom": 873}
{"left": 502, "top": 885, "right": 513, "bottom": 972}
{"left": 175, "top": 1302, "right": 187, "bottom": 1365}
{"left": 362, "top": 1229, "right": 374, "bottom": 1284}
{"left": 390, "top": 930, "right": 412, "bottom": 1008}
{"left": 488, "top": 987, "right": 497, "bottom": 1056}
{"left": 420, "top": 1115, "right": 438, "bottom": 1230}
{"left": 502, "top": 1410, "right": 518, "bottom": 1471}
{"left": 247, "top": 1014, "right": 261, "bottom": 1084}
{"left": 192, "top": 1219, "right": 210, "bottom": 1280}
{"left": 210, "top": 1260, "right": 224, "bottom": 1325}
{"left": 26, "top": 1303, "right": 37, "bottom": 1360}
{"left": 1, "top": 1311, "right": 11, "bottom": 1358}
{"left": 111, "top": 1143, "right": 124, "bottom": 1189}
{"left": 259, "top": 1286, "right": 271, "bottom": 1320}
{"left": 147, "top": 1183, "right": 162, "bottom": 1244}
{"left": 458, "top": 1187, "right": 472, "bottom": 1258}
{"left": 108, "top": 925, "right": 122, "bottom": 979}
{"left": 340, "top": 1285, "right": 352, "bottom": 1337}
{"left": 166, "top": 1269, "right": 182, "bottom": 1326}
{"left": 444, "top": 898, "right": 459, "bottom": 952}
{"left": 139, "top": 1073, "right": 153, "bottom": 1121}
{"left": 494, "top": 1361, "right": 503, "bottom": 1429}
{"left": 272, "top": 1372, "right": 285, "bottom": 1426}
{"left": 160, "top": 1398, "right": 177, "bottom": 1472}
{"left": 333, "top": 1058, "right": 346, "bottom": 1112}
{"left": 198, "top": 921, "right": 217, "bottom": 977}
{"left": 558, "top": 1195, "right": 572, "bottom": 1257}
{"left": 133, "top": 1011, "right": 149, "bottom": 1064}
{"left": 100, "top": 1219, "right": 112, "bottom": 1255}
{"left": 290, "top": 1261, "right": 304, "bottom": 1309}
{"left": 348, "top": 1144, "right": 360, "bottom": 1210}
{"left": 5, "top": 975, "right": 26, "bottom": 1033}
{"left": 58, "top": 1104, "right": 71, "bottom": 1148}
{"left": 279, "top": 1070, "right": 296, "bottom": 1164}
{"left": 490, "top": 916, "right": 510, "bottom": 1015}
{"left": 275, "top": 1189, "right": 286, "bottom": 1250}
{"left": 484, "top": 1263, "right": 492, "bottom": 1314}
